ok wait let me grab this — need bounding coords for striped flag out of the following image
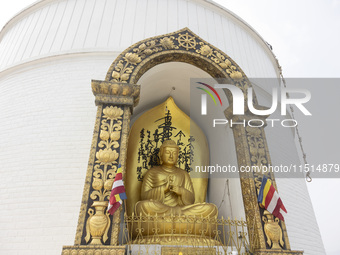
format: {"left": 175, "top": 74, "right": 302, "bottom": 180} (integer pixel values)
{"left": 107, "top": 164, "right": 127, "bottom": 215}
{"left": 257, "top": 175, "right": 287, "bottom": 221}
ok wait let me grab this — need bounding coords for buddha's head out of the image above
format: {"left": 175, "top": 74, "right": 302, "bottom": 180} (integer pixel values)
{"left": 159, "top": 140, "right": 179, "bottom": 167}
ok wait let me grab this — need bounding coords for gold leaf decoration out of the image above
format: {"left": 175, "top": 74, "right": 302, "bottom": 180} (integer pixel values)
{"left": 110, "top": 131, "right": 121, "bottom": 141}
{"left": 160, "top": 37, "right": 176, "bottom": 49}
{"left": 230, "top": 71, "right": 243, "bottom": 80}
{"left": 100, "top": 131, "right": 110, "bottom": 141}
{"left": 123, "top": 53, "right": 142, "bottom": 65}
{"left": 197, "top": 44, "right": 213, "bottom": 56}
{"left": 92, "top": 178, "right": 104, "bottom": 191}
{"left": 103, "top": 106, "right": 124, "bottom": 120}
{"left": 104, "top": 179, "right": 114, "bottom": 191}
{"left": 96, "top": 149, "right": 119, "bottom": 165}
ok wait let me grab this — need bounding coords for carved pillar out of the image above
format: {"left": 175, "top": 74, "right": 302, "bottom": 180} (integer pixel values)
{"left": 62, "top": 80, "right": 140, "bottom": 255}
{"left": 225, "top": 107, "right": 303, "bottom": 255}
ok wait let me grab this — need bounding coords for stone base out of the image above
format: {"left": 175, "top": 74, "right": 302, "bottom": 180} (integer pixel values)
{"left": 61, "top": 245, "right": 126, "bottom": 255}
{"left": 254, "top": 249, "right": 304, "bottom": 255}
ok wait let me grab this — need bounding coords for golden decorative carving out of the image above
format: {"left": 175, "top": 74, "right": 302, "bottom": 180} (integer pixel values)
{"left": 246, "top": 126, "right": 267, "bottom": 167}
{"left": 92, "top": 81, "right": 140, "bottom": 98}
{"left": 104, "top": 28, "right": 251, "bottom": 100}
{"left": 61, "top": 246, "right": 125, "bottom": 255}
{"left": 91, "top": 80, "right": 140, "bottom": 108}
{"left": 83, "top": 105, "right": 124, "bottom": 245}
{"left": 89, "top": 106, "right": 123, "bottom": 203}
{"left": 263, "top": 211, "right": 284, "bottom": 249}
{"left": 85, "top": 201, "right": 111, "bottom": 245}
{"left": 73, "top": 81, "right": 139, "bottom": 247}
{"left": 196, "top": 44, "right": 213, "bottom": 56}
{"left": 160, "top": 36, "right": 178, "bottom": 49}
{"left": 177, "top": 32, "right": 197, "bottom": 50}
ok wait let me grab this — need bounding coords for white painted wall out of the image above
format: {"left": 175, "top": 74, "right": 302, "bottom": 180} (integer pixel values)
{"left": 0, "top": 53, "right": 114, "bottom": 254}
{"left": 0, "top": 0, "right": 278, "bottom": 80}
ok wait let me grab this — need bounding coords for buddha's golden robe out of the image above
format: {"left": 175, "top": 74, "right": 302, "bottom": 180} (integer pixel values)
{"left": 135, "top": 166, "right": 218, "bottom": 218}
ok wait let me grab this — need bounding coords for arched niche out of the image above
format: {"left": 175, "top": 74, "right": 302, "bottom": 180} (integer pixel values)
{"left": 126, "top": 61, "right": 245, "bottom": 221}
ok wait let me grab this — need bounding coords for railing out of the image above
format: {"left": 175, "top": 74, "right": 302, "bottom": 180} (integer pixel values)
{"left": 122, "top": 213, "right": 258, "bottom": 255}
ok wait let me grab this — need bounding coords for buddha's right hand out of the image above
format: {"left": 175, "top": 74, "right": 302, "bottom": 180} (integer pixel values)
{"left": 164, "top": 175, "right": 173, "bottom": 192}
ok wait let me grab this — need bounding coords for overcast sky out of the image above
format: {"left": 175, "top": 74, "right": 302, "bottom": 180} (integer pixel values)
{"left": 0, "top": 0, "right": 339, "bottom": 254}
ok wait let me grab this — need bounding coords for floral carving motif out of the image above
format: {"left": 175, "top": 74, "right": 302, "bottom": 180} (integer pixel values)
{"left": 197, "top": 44, "right": 213, "bottom": 57}
{"left": 246, "top": 126, "right": 267, "bottom": 167}
{"left": 110, "top": 131, "right": 121, "bottom": 141}
{"left": 160, "top": 37, "right": 176, "bottom": 49}
{"left": 92, "top": 178, "right": 104, "bottom": 191}
{"left": 109, "top": 28, "right": 247, "bottom": 96}
{"left": 194, "top": 41, "right": 246, "bottom": 91}
{"left": 100, "top": 131, "right": 110, "bottom": 141}
{"left": 103, "top": 106, "right": 124, "bottom": 120}
{"left": 230, "top": 71, "right": 243, "bottom": 80}
{"left": 111, "top": 37, "right": 179, "bottom": 82}
{"left": 96, "top": 148, "right": 119, "bottom": 165}
{"left": 123, "top": 53, "right": 142, "bottom": 65}
{"left": 85, "top": 105, "right": 124, "bottom": 245}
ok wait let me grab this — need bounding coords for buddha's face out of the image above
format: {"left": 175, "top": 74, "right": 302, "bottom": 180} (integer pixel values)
{"left": 161, "top": 146, "right": 178, "bottom": 166}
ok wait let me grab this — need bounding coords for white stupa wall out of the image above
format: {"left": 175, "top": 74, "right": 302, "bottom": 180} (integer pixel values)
{"left": 0, "top": 0, "right": 278, "bottom": 79}
{"left": 0, "top": 0, "right": 324, "bottom": 254}
{"left": 0, "top": 53, "right": 115, "bottom": 254}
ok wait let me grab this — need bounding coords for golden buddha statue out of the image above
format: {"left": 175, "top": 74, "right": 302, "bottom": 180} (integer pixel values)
{"left": 135, "top": 140, "right": 218, "bottom": 218}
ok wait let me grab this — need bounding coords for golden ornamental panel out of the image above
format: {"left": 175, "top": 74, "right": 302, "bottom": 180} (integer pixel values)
{"left": 74, "top": 81, "right": 139, "bottom": 247}
{"left": 82, "top": 105, "right": 124, "bottom": 245}
{"left": 62, "top": 245, "right": 125, "bottom": 255}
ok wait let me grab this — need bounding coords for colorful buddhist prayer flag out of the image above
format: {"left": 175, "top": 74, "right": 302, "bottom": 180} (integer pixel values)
{"left": 107, "top": 164, "right": 127, "bottom": 215}
{"left": 258, "top": 175, "right": 287, "bottom": 221}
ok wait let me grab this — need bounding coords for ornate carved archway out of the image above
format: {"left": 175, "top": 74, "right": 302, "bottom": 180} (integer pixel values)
{"left": 105, "top": 28, "right": 251, "bottom": 98}
{"left": 63, "top": 28, "right": 302, "bottom": 255}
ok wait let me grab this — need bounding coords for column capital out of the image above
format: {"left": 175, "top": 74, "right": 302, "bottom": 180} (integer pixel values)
{"left": 91, "top": 80, "right": 140, "bottom": 111}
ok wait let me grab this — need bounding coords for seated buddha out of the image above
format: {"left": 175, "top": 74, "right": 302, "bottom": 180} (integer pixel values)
{"left": 135, "top": 139, "right": 218, "bottom": 218}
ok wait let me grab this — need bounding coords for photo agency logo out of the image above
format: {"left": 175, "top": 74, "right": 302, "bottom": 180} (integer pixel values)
{"left": 196, "top": 82, "right": 312, "bottom": 128}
